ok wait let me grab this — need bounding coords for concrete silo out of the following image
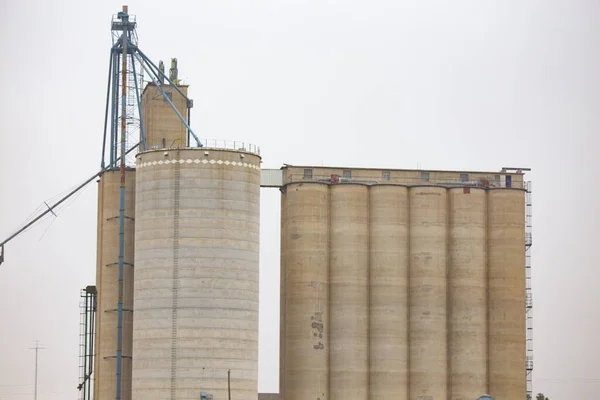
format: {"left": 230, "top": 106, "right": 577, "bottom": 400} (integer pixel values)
{"left": 408, "top": 186, "right": 448, "bottom": 400}
{"left": 488, "top": 189, "right": 526, "bottom": 399}
{"left": 329, "top": 184, "right": 369, "bottom": 400}
{"left": 368, "top": 185, "right": 409, "bottom": 400}
{"left": 280, "top": 182, "right": 330, "bottom": 400}
{"left": 277, "top": 165, "right": 529, "bottom": 400}
{"left": 133, "top": 146, "right": 261, "bottom": 400}
{"left": 448, "top": 187, "right": 487, "bottom": 398}
{"left": 94, "top": 169, "right": 136, "bottom": 400}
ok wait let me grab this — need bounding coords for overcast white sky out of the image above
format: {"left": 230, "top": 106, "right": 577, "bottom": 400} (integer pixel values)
{"left": 1, "top": 1, "right": 599, "bottom": 399}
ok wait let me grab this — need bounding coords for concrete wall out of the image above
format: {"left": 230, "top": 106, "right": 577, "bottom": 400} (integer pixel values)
{"left": 132, "top": 148, "right": 261, "bottom": 400}
{"left": 280, "top": 183, "right": 526, "bottom": 400}
{"left": 94, "top": 168, "right": 136, "bottom": 400}
{"left": 141, "top": 83, "right": 189, "bottom": 151}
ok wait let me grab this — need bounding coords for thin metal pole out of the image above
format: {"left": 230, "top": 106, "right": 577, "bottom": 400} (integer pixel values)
{"left": 29, "top": 341, "right": 44, "bottom": 400}
{"left": 228, "top": 369, "right": 231, "bottom": 400}
{"left": 187, "top": 105, "right": 191, "bottom": 147}
{"left": 115, "top": 6, "right": 128, "bottom": 399}
{"left": 34, "top": 343, "right": 38, "bottom": 400}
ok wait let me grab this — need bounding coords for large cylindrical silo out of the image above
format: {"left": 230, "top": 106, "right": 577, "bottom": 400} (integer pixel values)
{"left": 488, "top": 189, "right": 526, "bottom": 399}
{"left": 132, "top": 147, "right": 261, "bottom": 400}
{"left": 448, "top": 187, "right": 487, "bottom": 398}
{"left": 329, "top": 184, "right": 369, "bottom": 400}
{"left": 94, "top": 168, "right": 136, "bottom": 400}
{"left": 280, "top": 182, "right": 330, "bottom": 400}
{"left": 409, "top": 186, "right": 448, "bottom": 400}
{"left": 369, "top": 185, "right": 409, "bottom": 400}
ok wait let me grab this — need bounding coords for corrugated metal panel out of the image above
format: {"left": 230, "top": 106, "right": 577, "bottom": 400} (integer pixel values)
{"left": 261, "top": 169, "right": 283, "bottom": 187}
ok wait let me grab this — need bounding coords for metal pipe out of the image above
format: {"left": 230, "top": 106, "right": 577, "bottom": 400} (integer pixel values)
{"left": 89, "top": 290, "right": 96, "bottom": 400}
{"left": 130, "top": 49, "right": 145, "bottom": 152}
{"left": 133, "top": 53, "right": 202, "bottom": 147}
{"left": 187, "top": 104, "right": 191, "bottom": 147}
{"left": 83, "top": 292, "right": 89, "bottom": 399}
{"left": 228, "top": 369, "right": 231, "bottom": 400}
{"left": 109, "top": 49, "right": 118, "bottom": 168}
{"left": 0, "top": 143, "right": 139, "bottom": 251}
{"left": 115, "top": 10, "right": 128, "bottom": 399}
{"left": 136, "top": 49, "right": 199, "bottom": 148}
{"left": 101, "top": 50, "right": 114, "bottom": 169}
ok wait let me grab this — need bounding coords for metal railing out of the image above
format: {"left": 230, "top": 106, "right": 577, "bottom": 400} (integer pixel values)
{"left": 198, "top": 139, "right": 260, "bottom": 155}
{"left": 286, "top": 173, "right": 526, "bottom": 188}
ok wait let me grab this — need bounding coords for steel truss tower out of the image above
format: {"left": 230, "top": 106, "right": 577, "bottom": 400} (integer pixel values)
{"left": 100, "top": 6, "right": 201, "bottom": 400}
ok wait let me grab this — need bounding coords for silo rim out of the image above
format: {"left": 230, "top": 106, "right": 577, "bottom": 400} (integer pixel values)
{"left": 136, "top": 146, "right": 261, "bottom": 159}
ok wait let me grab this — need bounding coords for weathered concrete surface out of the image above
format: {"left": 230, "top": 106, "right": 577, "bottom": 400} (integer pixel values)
{"left": 141, "top": 83, "right": 189, "bottom": 150}
{"left": 329, "top": 184, "right": 369, "bottom": 400}
{"left": 94, "top": 168, "right": 136, "bottom": 400}
{"left": 488, "top": 189, "right": 526, "bottom": 400}
{"left": 279, "top": 183, "right": 527, "bottom": 400}
{"left": 369, "top": 185, "right": 409, "bottom": 400}
{"left": 133, "top": 148, "right": 260, "bottom": 400}
{"left": 449, "top": 188, "right": 487, "bottom": 399}
{"left": 409, "top": 186, "right": 448, "bottom": 400}
{"left": 280, "top": 183, "right": 329, "bottom": 400}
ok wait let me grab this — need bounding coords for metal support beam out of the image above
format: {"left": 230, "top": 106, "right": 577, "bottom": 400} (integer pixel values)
{"left": 115, "top": 8, "right": 129, "bottom": 397}
{"left": 133, "top": 53, "right": 202, "bottom": 147}
{"left": 101, "top": 50, "right": 114, "bottom": 169}
{"left": 130, "top": 50, "right": 145, "bottom": 152}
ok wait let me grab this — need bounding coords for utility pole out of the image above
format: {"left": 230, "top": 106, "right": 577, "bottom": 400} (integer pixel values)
{"left": 29, "top": 341, "right": 44, "bottom": 400}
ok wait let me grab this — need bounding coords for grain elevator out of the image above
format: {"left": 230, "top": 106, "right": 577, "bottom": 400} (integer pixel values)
{"left": 274, "top": 166, "right": 532, "bottom": 400}
{"left": 79, "top": 6, "right": 534, "bottom": 400}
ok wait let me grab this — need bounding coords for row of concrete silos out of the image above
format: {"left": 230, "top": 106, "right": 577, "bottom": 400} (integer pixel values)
{"left": 280, "top": 183, "right": 526, "bottom": 400}
{"left": 94, "top": 147, "right": 262, "bottom": 400}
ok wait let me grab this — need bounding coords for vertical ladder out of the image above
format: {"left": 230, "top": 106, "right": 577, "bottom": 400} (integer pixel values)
{"left": 525, "top": 182, "right": 533, "bottom": 399}
{"left": 77, "top": 286, "right": 97, "bottom": 400}
{"left": 78, "top": 289, "right": 87, "bottom": 400}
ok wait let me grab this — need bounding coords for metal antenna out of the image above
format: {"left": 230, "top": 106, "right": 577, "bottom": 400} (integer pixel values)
{"left": 29, "top": 341, "right": 45, "bottom": 400}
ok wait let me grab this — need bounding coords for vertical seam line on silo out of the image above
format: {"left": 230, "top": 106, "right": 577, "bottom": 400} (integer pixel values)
{"left": 485, "top": 188, "right": 490, "bottom": 394}
{"left": 171, "top": 155, "right": 181, "bottom": 400}
{"left": 446, "top": 188, "right": 451, "bottom": 400}
{"left": 406, "top": 187, "right": 411, "bottom": 400}
{"left": 327, "top": 183, "right": 332, "bottom": 400}
{"left": 366, "top": 185, "right": 371, "bottom": 400}
{"left": 280, "top": 185, "right": 287, "bottom": 400}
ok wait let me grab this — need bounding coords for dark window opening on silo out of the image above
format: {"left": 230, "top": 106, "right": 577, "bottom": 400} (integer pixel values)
{"left": 460, "top": 173, "right": 469, "bottom": 182}
{"left": 343, "top": 170, "right": 351, "bottom": 179}
{"left": 164, "top": 92, "right": 173, "bottom": 101}
{"left": 382, "top": 171, "right": 390, "bottom": 181}
{"left": 303, "top": 169, "right": 313, "bottom": 179}
{"left": 421, "top": 172, "right": 430, "bottom": 182}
